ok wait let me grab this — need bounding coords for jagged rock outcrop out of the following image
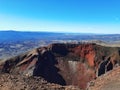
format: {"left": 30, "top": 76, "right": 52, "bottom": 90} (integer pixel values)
{"left": 0, "top": 43, "right": 120, "bottom": 90}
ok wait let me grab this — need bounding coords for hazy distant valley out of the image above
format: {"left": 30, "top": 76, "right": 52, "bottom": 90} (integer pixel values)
{"left": 1, "top": 31, "right": 120, "bottom": 60}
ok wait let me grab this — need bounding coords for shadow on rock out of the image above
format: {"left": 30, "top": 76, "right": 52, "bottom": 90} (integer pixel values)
{"left": 33, "top": 50, "right": 66, "bottom": 85}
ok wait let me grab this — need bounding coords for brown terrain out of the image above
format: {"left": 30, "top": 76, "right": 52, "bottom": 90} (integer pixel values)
{"left": 88, "top": 66, "right": 120, "bottom": 90}
{"left": 0, "top": 73, "right": 80, "bottom": 90}
{"left": 0, "top": 43, "right": 120, "bottom": 90}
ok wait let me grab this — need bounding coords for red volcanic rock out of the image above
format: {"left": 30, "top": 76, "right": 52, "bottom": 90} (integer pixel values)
{"left": 72, "top": 44, "right": 95, "bottom": 67}
{"left": 0, "top": 43, "right": 120, "bottom": 90}
{"left": 74, "top": 63, "right": 95, "bottom": 89}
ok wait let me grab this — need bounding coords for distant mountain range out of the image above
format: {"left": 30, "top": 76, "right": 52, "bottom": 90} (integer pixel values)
{"left": 0, "top": 30, "right": 120, "bottom": 43}
{"left": 0, "top": 30, "right": 66, "bottom": 42}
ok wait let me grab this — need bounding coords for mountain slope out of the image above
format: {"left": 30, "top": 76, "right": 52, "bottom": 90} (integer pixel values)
{"left": 88, "top": 66, "right": 120, "bottom": 90}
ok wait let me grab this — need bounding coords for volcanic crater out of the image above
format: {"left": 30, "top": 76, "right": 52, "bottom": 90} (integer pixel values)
{"left": 0, "top": 43, "right": 120, "bottom": 90}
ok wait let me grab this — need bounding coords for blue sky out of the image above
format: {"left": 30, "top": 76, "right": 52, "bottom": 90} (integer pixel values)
{"left": 0, "top": 0, "right": 120, "bottom": 33}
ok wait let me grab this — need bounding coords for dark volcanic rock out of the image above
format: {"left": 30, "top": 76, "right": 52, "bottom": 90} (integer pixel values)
{"left": 0, "top": 43, "right": 120, "bottom": 89}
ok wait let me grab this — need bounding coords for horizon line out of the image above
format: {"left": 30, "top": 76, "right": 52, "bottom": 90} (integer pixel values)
{"left": 0, "top": 30, "right": 120, "bottom": 35}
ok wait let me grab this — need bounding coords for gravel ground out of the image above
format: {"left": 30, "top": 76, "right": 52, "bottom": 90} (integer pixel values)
{"left": 0, "top": 73, "right": 81, "bottom": 90}
{"left": 88, "top": 67, "right": 120, "bottom": 90}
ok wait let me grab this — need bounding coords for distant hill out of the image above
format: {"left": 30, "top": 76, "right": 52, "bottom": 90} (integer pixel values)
{"left": 0, "top": 30, "right": 92, "bottom": 42}
{"left": 0, "top": 30, "right": 66, "bottom": 42}
{"left": 0, "top": 30, "right": 120, "bottom": 42}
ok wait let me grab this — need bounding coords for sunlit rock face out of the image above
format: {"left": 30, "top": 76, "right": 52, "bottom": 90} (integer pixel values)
{"left": 1, "top": 43, "right": 120, "bottom": 90}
